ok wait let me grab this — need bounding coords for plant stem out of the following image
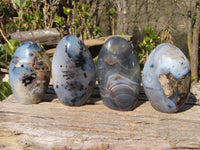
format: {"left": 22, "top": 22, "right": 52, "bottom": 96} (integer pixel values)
{"left": 0, "top": 28, "right": 14, "bottom": 51}
{"left": 43, "top": 0, "right": 48, "bottom": 29}
{"left": 0, "top": 28, "right": 13, "bottom": 68}
{"left": 112, "top": 17, "right": 115, "bottom": 35}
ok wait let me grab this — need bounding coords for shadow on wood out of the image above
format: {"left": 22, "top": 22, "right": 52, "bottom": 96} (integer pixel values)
{"left": 179, "top": 92, "right": 197, "bottom": 112}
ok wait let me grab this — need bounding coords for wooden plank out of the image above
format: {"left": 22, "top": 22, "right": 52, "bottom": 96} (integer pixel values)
{"left": 45, "top": 35, "right": 132, "bottom": 59}
{"left": 84, "top": 35, "right": 132, "bottom": 47}
{"left": 0, "top": 84, "right": 200, "bottom": 149}
{"left": 10, "top": 28, "right": 61, "bottom": 46}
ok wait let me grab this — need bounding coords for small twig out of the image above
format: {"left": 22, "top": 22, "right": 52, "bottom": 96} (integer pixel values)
{"left": 0, "top": 28, "right": 14, "bottom": 51}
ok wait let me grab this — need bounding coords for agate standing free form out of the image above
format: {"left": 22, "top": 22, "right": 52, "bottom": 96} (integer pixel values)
{"left": 9, "top": 41, "right": 51, "bottom": 104}
{"left": 97, "top": 37, "right": 140, "bottom": 111}
{"left": 142, "top": 43, "right": 191, "bottom": 113}
{"left": 52, "top": 35, "right": 96, "bottom": 106}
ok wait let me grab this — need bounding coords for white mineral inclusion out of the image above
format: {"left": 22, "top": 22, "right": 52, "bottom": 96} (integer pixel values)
{"left": 142, "top": 43, "right": 191, "bottom": 113}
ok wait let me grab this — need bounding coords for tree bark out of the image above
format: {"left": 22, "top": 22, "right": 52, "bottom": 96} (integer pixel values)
{"left": 191, "top": 1, "right": 200, "bottom": 84}
{"left": 10, "top": 28, "right": 61, "bottom": 47}
{"left": 186, "top": 2, "right": 192, "bottom": 59}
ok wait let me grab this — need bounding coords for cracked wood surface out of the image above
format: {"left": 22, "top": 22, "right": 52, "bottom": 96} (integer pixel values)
{"left": 0, "top": 84, "right": 200, "bottom": 150}
{"left": 10, "top": 28, "right": 61, "bottom": 47}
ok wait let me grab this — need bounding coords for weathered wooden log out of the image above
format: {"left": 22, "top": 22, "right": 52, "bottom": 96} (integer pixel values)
{"left": 84, "top": 35, "right": 132, "bottom": 47}
{"left": 0, "top": 84, "right": 200, "bottom": 149}
{"left": 11, "top": 28, "right": 61, "bottom": 46}
{"left": 46, "top": 35, "right": 132, "bottom": 58}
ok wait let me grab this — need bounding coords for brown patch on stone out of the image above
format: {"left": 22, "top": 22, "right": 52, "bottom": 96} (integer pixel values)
{"left": 103, "top": 55, "right": 117, "bottom": 65}
{"left": 159, "top": 72, "right": 176, "bottom": 98}
{"left": 31, "top": 51, "right": 51, "bottom": 72}
{"left": 159, "top": 72, "right": 191, "bottom": 108}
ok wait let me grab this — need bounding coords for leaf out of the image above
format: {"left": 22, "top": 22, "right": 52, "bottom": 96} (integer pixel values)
{"left": 81, "top": 11, "right": 90, "bottom": 19}
{"left": 54, "top": 16, "right": 65, "bottom": 26}
{"left": 84, "top": 4, "right": 90, "bottom": 12}
{"left": 144, "top": 36, "right": 150, "bottom": 42}
{"left": 0, "top": 40, "right": 20, "bottom": 69}
{"left": 138, "top": 26, "right": 160, "bottom": 70}
{"left": 22, "top": 12, "right": 33, "bottom": 24}
{"left": 0, "top": 62, "right": 6, "bottom": 68}
{"left": 63, "top": 7, "right": 71, "bottom": 16}
{"left": 23, "top": 0, "right": 31, "bottom": 8}
{"left": 10, "top": 40, "right": 20, "bottom": 48}
{"left": 108, "top": 8, "right": 117, "bottom": 17}
{"left": 191, "top": 76, "right": 196, "bottom": 83}
{"left": 74, "top": 19, "right": 79, "bottom": 26}
{"left": 93, "top": 56, "right": 98, "bottom": 67}
{"left": 22, "top": 13, "right": 29, "bottom": 22}
{"left": 76, "top": 2, "right": 82, "bottom": 10}
{"left": 0, "top": 82, "right": 12, "bottom": 101}
{"left": 87, "top": 22, "right": 91, "bottom": 28}
{"left": 13, "top": 0, "right": 28, "bottom": 8}
{"left": 76, "top": 28, "right": 80, "bottom": 37}
{"left": 13, "top": 0, "right": 21, "bottom": 7}
{"left": 98, "top": 33, "right": 103, "bottom": 37}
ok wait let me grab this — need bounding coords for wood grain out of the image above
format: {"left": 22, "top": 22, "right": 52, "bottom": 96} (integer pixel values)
{"left": 0, "top": 85, "right": 200, "bottom": 150}
{"left": 10, "top": 28, "right": 61, "bottom": 46}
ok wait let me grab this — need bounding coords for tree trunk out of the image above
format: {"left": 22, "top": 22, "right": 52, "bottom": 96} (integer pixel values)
{"left": 191, "top": 1, "right": 200, "bottom": 84}
{"left": 186, "top": 4, "right": 192, "bottom": 59}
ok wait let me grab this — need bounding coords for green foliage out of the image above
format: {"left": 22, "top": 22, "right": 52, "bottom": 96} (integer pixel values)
{"left": 0, "top": 2, "right": 5, "bottom": 16}
{"left": 7, "top": 0, "right": 45, "bottom": 31}
{"left": 0, "top": 1, "right": 16, "bottom": 16}
{"left": 54, "top": 16, "right": 65, "bottom": 27}
{"left": 55, "top": 1, "right": 103, "bottom": 39}
{"left": 13, "top": 0, "right": 28, "bottom": 8}
{"left": 1, "top": 0, "right": 103, "bottom": 46}
{"left": 94, "top": 27, "right": 103, "bottom": 37}
{"left": 0, "top": 82, "right": 12, "bottom": 101}
{"left": 0, "top": 1, "right": 10, "bottom": 16}
{"left": 0, "top": 40, "right": 20, "bottom": 69}
{"left": 54, "top": 15, "right": 65, "bottom": 37}
{"left": 72, "top": 2, "right": 93, "bottom": 39}
{"left": 137, "top": 26, "right": 161, "bottom": 69}
{"left": 74, "top": 19, "right": 79, "bottom": 26}
{"left": 93, "top": 56, "right": 98, "bottom": 67}
{"left": 108, "top": 8, "right": 117, "bottom": 17}
{"left": 0, "top": 1, "right": 17, "bottom": 34}
{"left": 191, "top": 76, "right": 196, "bottom": 83}
{"left": 2, "top": 0, "right": 102, "bottom": 41}
{"left": 108, "top": 7, "right": 117, "bottom": 35}
{"left": 83, "top": 4, "right": 90, "bottom": 12}
{"left": 63, "top": 7, "right": 71, "bottom": 16}
{"left": 76, "top": 28, "right": 80, "bottom": 37}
